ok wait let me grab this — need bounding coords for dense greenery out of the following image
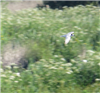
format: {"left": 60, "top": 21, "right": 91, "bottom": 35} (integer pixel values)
{"left": 1, "top": 5, "right": 100, "bottom": 93}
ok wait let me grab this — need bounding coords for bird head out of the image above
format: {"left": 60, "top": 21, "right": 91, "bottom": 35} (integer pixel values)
{"left": 69, "top": 32, "right": 74, "bottom": 37}
{"left": 61, "top": 32, "right": 74, "bottom": 38}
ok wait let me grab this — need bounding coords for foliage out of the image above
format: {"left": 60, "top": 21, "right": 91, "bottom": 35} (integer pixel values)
{"left": 1, "top": 52, "right": 100, "bottom": 93}
{"left": 1, "top": 5, "right": 100, "bottom": 61}
{"left": 1, "top": 5, "right": 100, "bottom": 93}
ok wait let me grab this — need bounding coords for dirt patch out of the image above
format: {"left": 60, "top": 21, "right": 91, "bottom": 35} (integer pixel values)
{"left": 2, "top": 1, "right": 43, "bottom": 11}
{"left": 2, "top": 43, "right": 28, "bottom": 69}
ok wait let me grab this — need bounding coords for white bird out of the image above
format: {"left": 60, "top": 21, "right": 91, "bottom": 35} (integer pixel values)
{"left": 61, "top": 32, "right": 74, "bottom": 44}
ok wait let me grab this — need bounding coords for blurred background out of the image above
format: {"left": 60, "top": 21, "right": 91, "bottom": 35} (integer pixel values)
{"left": 1, "top": 1, "right": 100, "bottom": 93}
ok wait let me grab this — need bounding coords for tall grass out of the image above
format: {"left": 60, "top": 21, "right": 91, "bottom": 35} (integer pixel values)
{"left": 1, "top": 5, "right": 100, "bottom": 93}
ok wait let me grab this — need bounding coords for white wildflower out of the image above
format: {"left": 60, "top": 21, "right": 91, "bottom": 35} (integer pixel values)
{"left": 66, "top": 63, "right": 72, "bottom": 66}
{"left": 95, "top": 78, "right": 100, "bottom": 81}
{"left": 5, "top": 66, "right": 11, "bottom": 69}
{"left": 44, "top": 65, "right": 49, "bottom": 67}
{"left": 11, "top": 63, "right": 16, "bottom": 66}
{"left": 1, "top": 74, "right": 6, "bottom": 77}
{"left": 66, "top": 70, "right": 73, "bottom": 74}
{"left": 62, "top": 63, "right": 72, "bottom": 66}
{"left": 13, "top": 66, "right": 19, "bottom": 69}
{"left": 10, "top": 76, "right": 15, "bottom": 80}
{"left": 54, "top": 55, "right": 59, "bottom": 57}
{"left": 0, "top": 68, "right": 4, "bottom": 72}
{"left": 15, "top": 73, "right": 20, "bottom": 77}
{"left": 98, "top": 63, "right": 100, "bottom": 66}
{"left": 49, "top": 67, "right": 57, "bottom": 69}
{"left": 14, "top": 81, "right": 18, "bottom": 83}
{"left": 87, "top": 50, "right": 95, "bottom": 55}
{"left": 71, "top": 59, "right": 76, "bottom": 63}
{"left": 61, "top": 58, "right": 66, "bottom": 61}
{"left": 82, "top": 60, "right": 87, "bottom": 63}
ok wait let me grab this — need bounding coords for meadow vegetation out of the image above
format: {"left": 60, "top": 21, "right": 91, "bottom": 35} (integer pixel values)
{"left": 1, "top": 5, "right": 100, "bottom": 93}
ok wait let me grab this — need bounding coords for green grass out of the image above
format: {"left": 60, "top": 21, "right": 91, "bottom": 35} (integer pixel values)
{"left": 1, "top": 5, "right": 100, "bottom": 93}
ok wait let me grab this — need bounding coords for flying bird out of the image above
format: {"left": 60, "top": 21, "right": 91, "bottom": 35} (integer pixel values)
{"left": 61, "top": 32, "right": 74, "bottom": 44}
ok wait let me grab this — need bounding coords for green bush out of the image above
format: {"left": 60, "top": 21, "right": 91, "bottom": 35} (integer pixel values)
{"left": 72, "top": 50, "right": 100, "bottom": 86}
{"left": 2, "top": 5, "right": 100, "bottom": 62}
{"left": 1, "top": 5, "right": 100, "bottom": 93}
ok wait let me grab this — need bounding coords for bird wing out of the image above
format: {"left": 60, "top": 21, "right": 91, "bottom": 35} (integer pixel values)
{"left": 61, "top": 34, "right": 67, "bottom": 37}
{"left": 65, "top": 37, "right": 70, "bottom": 44}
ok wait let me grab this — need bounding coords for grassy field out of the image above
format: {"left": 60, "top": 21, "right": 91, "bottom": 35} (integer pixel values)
{"left": 1, "top": 5, "right": 100, "bottom": 93}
